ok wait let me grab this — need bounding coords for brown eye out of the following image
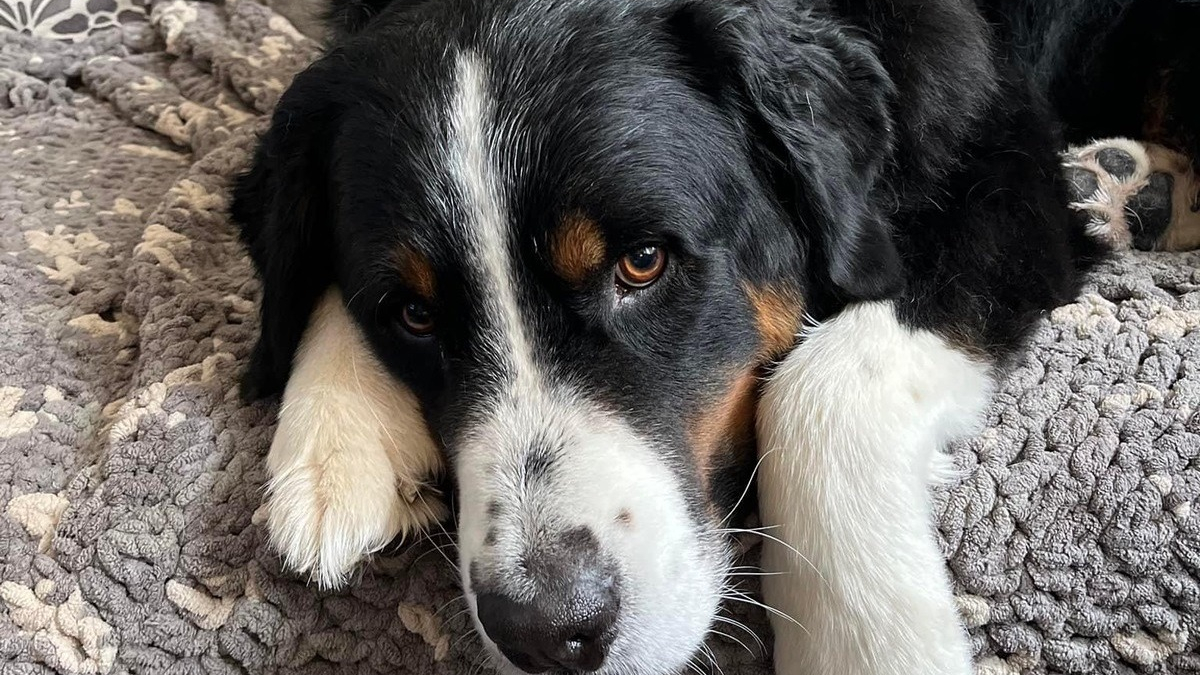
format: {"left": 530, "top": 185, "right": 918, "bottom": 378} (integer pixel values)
{"left": 616, "top": 246, "right": 666, "bottom": 288}
{"left": 401, "top": 301, "right": 435, "bottom": 336}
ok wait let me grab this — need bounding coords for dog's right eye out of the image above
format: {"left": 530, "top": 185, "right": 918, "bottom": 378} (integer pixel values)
{"left": 616, "top": 245, "right": 667, "bottom": 289}
{"left": 400, "top": 301, "right": 435, "bottom": 337}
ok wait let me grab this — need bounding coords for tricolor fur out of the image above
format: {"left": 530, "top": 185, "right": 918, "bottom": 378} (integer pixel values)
{"left": 230, "top": 1, "right": 1200, "bottom": 674}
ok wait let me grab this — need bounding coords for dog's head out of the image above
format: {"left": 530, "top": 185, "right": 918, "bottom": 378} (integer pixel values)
{"left": 234, "top": 1, "right": 900, "bottom": 672}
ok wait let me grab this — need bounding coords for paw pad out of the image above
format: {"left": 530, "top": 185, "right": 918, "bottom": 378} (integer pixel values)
{"left": 1126, "top": 172, "right": 1174, "bottom": 250}
{"left": 1096, "top": 147, "right": 1137, "bottom": 181}
{"left": 1062, "top": 139, "right": 1200, "bottom": 251}
{"left": 1064, "top": 166, "right": 1099, "bottom": 200}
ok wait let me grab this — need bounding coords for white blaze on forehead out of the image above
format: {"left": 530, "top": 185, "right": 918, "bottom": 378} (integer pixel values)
{"left": 443, "top": 53, "right": 723, "bottom": 675}
{"left": 447, "top": 50, "right": 541, "bottom": 392}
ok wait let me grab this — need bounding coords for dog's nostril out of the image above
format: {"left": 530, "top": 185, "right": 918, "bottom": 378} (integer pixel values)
{"left": 475, "top": 553, "right": 619, "bottom": 673}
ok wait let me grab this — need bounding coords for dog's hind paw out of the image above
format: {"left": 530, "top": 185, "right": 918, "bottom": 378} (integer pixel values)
{"left": 1063, "top": 138, "right": 1200, "bottom": 251}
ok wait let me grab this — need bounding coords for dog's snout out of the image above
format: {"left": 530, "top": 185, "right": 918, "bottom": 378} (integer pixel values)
{"left": 474, "top": 530, "right": 619, "bottom": 673}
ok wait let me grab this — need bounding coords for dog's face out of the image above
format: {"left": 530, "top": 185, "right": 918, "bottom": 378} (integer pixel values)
{"left": 234, "top": 1, "right": 902, "bottom": 673}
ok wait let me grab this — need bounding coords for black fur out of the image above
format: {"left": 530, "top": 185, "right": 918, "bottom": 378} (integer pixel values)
{"left": 231, "top": 63, "right": 339, "bottom": 399}
{"left": 984, "top": 0, "right": 1200, "bottom": 159}
{"left": 231, "top": 0, "right": 1192, "bottom": 510}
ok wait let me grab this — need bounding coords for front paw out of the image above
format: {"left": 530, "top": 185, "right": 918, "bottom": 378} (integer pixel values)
{"left": 264, "top": 428, "right": 446, "bottom": 589}
{"left": 262, "top": 287, "right": 446, "bottom": 589}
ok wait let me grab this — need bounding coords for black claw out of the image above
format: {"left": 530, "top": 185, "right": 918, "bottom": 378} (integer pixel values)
{"left": 1127, "top": 172, "right": 1175, "bottom": 251}
{"left": 1097, "top": 148, "right": 1138, "bottom": 181}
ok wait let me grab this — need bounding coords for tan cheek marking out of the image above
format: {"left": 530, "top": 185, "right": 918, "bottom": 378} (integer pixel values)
{"left": 395, "top": 247, "right": 436, "bottom": 299}
{"left": 686, "top": 286, "right": 802, "bottom": 507}
{"left": 550, "top": 212, "right": 606, "bottom": 285}
{"left": 689, "top": 369, "right": 759, "bottom": 485}
{"left": 745, "top": 285, "right": 804, "bottom": 359}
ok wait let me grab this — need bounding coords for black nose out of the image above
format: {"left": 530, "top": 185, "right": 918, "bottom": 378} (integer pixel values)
{"left": 475, "top": 533, "right": 619, "bottom": 673}
{"left": 476, "top": 584, "right": 618, "bottom": 673}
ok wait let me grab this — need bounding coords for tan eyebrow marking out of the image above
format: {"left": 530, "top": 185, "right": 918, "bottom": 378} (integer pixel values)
{"left": 550, "top": 212, "right": 607, "bottom": 285}
{"left": 394, "top": 246, "right": 437, "bottom": 299}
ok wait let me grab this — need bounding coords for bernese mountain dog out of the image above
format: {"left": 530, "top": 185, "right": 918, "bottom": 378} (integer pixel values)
{"left": 230, "top": 0, "right": 1200, "bottom": 673}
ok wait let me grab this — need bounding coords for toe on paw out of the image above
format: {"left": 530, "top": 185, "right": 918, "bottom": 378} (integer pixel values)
{"left": 1127, "top": 172, "right": 1175, "bottom": 251}
{"left": 1096, "top": 147, "right": 1138, "bottom": 182}
{"left": 1064, "top": 165, "right": 1100, "bottom": 202}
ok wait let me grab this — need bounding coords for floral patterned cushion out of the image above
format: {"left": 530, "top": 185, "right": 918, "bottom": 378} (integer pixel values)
{"left": 1, "top": 0, "right": 147, "bottom": 42}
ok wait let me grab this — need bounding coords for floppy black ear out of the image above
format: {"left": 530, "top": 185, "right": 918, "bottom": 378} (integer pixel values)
{"left": 231, "top": 66, "right": 338, "bottom": 400}
{"left": 667, "top": 1, "right": 902, "bottom": 301}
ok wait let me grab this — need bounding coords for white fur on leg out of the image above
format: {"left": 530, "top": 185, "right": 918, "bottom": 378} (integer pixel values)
{"left": 266, "top": 288, "right": 445, "bottom": 589}
{"left": 756, "top": 301, "right": 993, "bottom": 675}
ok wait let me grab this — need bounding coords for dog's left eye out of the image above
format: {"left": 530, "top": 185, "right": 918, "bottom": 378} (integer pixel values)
{"left": 616, "top": 245, "right": 666, "bottom": 289}
{"left": 400, "top": 301, "right": 435, "bottom": 337}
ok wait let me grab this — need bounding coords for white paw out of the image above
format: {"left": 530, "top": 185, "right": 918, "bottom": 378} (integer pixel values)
{"left": 264, "top": 289, "right": 445, "bottom": 589}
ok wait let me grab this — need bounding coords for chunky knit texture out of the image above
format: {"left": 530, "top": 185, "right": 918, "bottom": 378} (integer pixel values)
{"left": 1, "top": 3, "right": 1198, "bottom": 673}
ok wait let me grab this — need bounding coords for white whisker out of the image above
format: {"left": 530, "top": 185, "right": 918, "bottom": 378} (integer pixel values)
{"left": 718, "top": 448, "right": 777, "bottom": 528}
{"left": 721, "top": 588, "right": 810, "bottom": 636}
{"left": 416, "top": 530, "right": 461, "bottom": 574}
{"left": 700, "top": 641, "right": 724, "bottom": 675}
{"left": 708, "top": 628, "right": 753, "bottom": 656}
{"left": 716, "top": 527, "right": 827, "bottom": 585}
{"left": 713, "top": 613, "right": 765, "bottom": 651}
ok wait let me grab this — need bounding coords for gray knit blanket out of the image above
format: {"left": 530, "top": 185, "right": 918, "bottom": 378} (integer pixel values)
{"left": 1, "top": 3, "right": 1198, "bottom": 674}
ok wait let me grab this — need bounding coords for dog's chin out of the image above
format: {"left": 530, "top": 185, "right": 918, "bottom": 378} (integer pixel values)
{"left": 464, "top": 532, "right": 730, "bottom": 675}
